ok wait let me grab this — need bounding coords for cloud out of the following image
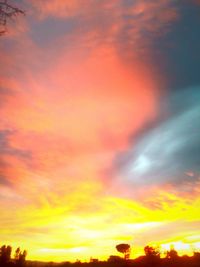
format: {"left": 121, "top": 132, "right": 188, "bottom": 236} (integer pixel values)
{"left": 117, "top": 87, "right": 200, "bottom": 185}
{"left": 0, "top": 87, "right": 15, "bottom": 105}
{"left": 0, "top": 129, "right": 32, "bottom": 185}
{"left": 152, "top": 1, "right": 200, "bottom": 91}
{"left": 0, "top": 23, "right": 159, "bottom": 215}
{"left": 27, "top": 0, "right": 179, "bottom": 59}
{"left": 29, "top": 0, "right": 92, "bottom": 19}
{"left": 134, "top": 220, "right": 200, "bottom": 247}
{"left": 0, "top": 0, "right": 162, "bottom": 217}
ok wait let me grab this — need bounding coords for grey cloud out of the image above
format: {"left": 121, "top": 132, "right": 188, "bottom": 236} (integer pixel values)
{"left": 0, "top": 129, "right": 32, "bottom": 184}
{"left": 117, "top": 87, "right": 200, "bottom": 185}
{"left": 0, "top": 130, "right": 30, "bottom": 158}
{"left": 29, "top": 0, "right": 179, "bottom": 59}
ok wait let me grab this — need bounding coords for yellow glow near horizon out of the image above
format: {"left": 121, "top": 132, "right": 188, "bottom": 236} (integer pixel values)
{"left": 2, "top": 191, "right": 199, "bottom": 262}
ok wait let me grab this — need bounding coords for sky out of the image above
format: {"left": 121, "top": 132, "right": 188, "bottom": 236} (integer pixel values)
{"left": 0, "top": 0, "right": 200, "bottom": 262}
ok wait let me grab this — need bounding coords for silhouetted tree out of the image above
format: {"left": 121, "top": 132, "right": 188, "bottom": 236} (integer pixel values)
{"left": 143, "top": 245, "right": 161, "bottom": 267}
{"left": 116, "top": 244, "right": 131, "bottom": 260}
{"left": 15, "top": 248, "right": 27, "bottom": 267}
{"left": 0, "top": 0, "right": 24, "bottom": 35}
{"left": 166, "top": 247, "right": 178, "bottom": 259}
{"left": 14, "top": 247, "right": 21, "bottom": 261}
{"left": 0, "top": 245, "right": 12, "bottom": 264}
{"left": 144, "top": 245, "right": 160, "bottom": 258}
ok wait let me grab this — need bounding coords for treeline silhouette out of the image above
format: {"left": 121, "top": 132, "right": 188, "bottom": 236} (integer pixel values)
{"left": 0, "top": 245, "right": 27, "bottom": 267}
{"left": 1, "top": 243, "right": 200, "bottom": 267}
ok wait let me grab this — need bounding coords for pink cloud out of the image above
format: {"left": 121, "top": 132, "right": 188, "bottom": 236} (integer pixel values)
{"left": 0, "top": 36, "right": 160, "bottom": 208}
{"left": 0, "top": 1, "right": 174, "bottom": 206}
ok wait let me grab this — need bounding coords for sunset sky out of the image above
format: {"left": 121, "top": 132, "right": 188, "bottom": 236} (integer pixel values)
{"left": 0, "top": 0, "right": 200, "bottom": 262}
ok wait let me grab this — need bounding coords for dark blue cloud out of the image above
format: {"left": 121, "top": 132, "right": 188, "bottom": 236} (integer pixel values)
{"left": 152, "top": 2, "right": 200, "bottom": 91}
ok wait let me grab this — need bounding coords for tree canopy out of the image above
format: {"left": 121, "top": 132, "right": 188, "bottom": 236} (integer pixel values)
{"left": 116, "top": 244, "right": 131, "bottom": 259}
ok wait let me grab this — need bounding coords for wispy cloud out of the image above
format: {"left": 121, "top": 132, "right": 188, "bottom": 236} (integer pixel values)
{"left": 117, "top": 87, "right": 200, "bottom": 186}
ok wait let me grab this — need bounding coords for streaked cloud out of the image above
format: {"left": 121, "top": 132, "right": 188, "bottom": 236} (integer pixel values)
{"left": 117, "top": 88, "right": 200, "bottom": 185}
